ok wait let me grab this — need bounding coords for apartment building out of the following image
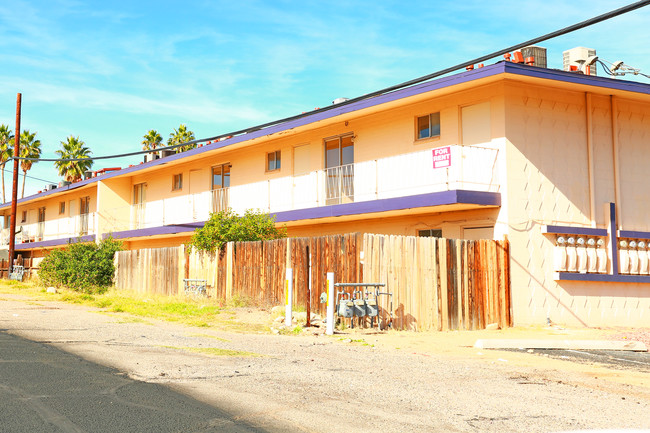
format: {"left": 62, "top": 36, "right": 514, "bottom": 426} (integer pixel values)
{"left": 2, "top": 59, "right": 649, "bottom": 327}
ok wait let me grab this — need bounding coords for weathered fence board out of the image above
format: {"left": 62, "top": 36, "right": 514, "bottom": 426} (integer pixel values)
{"left": 113, "top": 233, "right": 511, "bottom": 331}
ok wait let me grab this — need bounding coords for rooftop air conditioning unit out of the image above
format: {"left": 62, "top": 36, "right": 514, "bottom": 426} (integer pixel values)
{"left": 563, "top": 47, "right": 597, "bottom": 76}
{"left": 144, "top": 153, "right": 160, "bottom": 163}
{"left": 521, "top": 46, "right": 547, "bottom": 68}
{"left": 83, "top": 170, "right": 93, "bottom": 180}
{"left": 332, "top": 97, "right": 349, "bottom": 104}
{"left": 159, "top": 150, "right": 175, "bottom": 158}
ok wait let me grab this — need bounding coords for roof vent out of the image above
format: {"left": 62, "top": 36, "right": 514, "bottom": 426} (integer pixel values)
{"left": 332, "top": 97, "right": 349, "bottom": 105}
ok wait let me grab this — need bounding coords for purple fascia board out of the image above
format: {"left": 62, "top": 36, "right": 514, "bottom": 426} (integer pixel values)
{"left": 14, "top": 234, "right": 96, "bottom": 250}
{"left": 273, "top": 190, "right": 501, "bottom": 222}
{"left": 104, "top": 222, "right": 205, "bottom": 240}
{"left": 557, "top": 272, "right": 650, "bottom": 284}
{"left": 543, "top": 225, "right": 608, "bottom": 237}
{"left": 618, "top": 230, "right": 650, "bottom": 240}
{"left": 506, "top": 62, "right": 650, "bottom": 96}
{"left": 102, "top": 190, "right": 500, "bottom": 240}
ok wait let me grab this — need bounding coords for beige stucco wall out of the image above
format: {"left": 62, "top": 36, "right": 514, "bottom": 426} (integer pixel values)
{"left": 504, "top": 81, "right": 650, "bottom": 327}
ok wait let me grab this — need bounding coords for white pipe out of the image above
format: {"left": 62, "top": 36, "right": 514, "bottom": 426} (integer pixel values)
{"left": 285, "top": 268, "right": 293, "bottom": 327}
{"left": 326, "top": 272, "right": 335, "bottom": 335}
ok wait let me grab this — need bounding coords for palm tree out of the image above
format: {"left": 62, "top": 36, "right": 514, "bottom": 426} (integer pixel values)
{"left": 168, "top": 124, "right": 195, "bottom": 153}
{"left": 0, "top": 124, "right": 14, "bottom": 203}
{"left": 55, "top": 136, "right": 93, "bottom": 183}
{"left": 19, "top": 130, "right": 42, "bottom": 198}
{"left": 142, "top": 129, "right": 162, "bottom": 151}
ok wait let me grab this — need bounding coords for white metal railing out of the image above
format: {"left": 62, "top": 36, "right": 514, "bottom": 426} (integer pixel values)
{"left": 0, "top": 213, "right": 97, "bottom": 246}
{"left": 103, "top": 188, "right": 230, "bottom": 231}
{"left": 99, "top": 144, "right": 500, "bottom": 233}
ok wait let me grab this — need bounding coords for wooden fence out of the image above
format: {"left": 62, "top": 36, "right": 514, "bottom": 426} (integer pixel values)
{"left": 113, "top": 233, "right": 511, "bottom": 331}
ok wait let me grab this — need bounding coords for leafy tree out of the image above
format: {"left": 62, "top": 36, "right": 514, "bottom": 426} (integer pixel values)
{"left": 189, "top": 208, "right": 287, "bottom": 252}
{"left": 19, "top": 130, "right": 41, "bottom": 198}
{"left": 38, "top": 237, "right": 123, "bottom": 293}
{"left": 142, "top": 129, "right": 162, "bottom": 151}
{"left": 168, "top": 124, "right": 195, "bottom": 153}
{"left": 55, "top": 136, "right": 93, "bottom": 182}
{"left": 0, "top": 124, "right": 14, "bottom": 203}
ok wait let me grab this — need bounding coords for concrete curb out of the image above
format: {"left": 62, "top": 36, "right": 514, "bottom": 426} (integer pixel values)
{"left": 473, "top": 339, "right": 648, "bottom": 352}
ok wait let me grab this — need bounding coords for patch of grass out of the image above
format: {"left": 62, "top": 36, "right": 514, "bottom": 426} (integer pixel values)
{"left": 160, "top": 345, "right": 262, "bottom": 357}
{"left": 225, "top": 295, "right": 253, "bottom": 308}
{"left": 0, "top": 280, "right": 271, "bottom": 334}
{"left": 187, "top": 333, "right": 230, "bottom": 342}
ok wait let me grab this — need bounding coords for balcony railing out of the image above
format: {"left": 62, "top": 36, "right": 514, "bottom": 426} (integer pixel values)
{"left": 1, "top": 212, "right": 97, "bottom": 246}
{"left": 104, "top": 188, "right": 230, "bottom": 231}
{"left": 100, "top": 144, "right": 500, "bottom": 234}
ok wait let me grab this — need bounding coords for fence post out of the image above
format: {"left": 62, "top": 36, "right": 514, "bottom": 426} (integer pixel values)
{"left": 285, "top": 268, "right": 293, "bottom": 327}
{"left": 225, "top": 242, "right": 233, "bottom": 300}
{"left": 326, "top": 272, "right": 334, "bottom": 335}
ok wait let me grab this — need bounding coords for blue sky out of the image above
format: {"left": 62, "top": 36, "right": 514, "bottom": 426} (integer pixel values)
{"left": 1, "top": 0, "right": 649, "bottom": 198}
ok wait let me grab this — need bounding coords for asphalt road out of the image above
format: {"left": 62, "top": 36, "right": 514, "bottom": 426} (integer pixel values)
{"left": 0, "top": 331, "right": 273, "bottom": 433}
{"left": 496, "top": 348, "right": 650, "bottom": 372}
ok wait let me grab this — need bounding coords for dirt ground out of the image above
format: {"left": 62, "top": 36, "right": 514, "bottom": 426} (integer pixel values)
{"left": 1, "top": 293, "right": 650, "bottom": 432}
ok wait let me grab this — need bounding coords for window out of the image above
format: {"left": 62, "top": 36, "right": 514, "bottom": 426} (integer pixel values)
{"left": 172, "top": 173, "right": 183, "bottom": 191}
{"left": 418, "top": 229, "right": 442, "bottom": 238}
{"left": 21, "top": 211, "right": 27, "bottom": 223}
{"left": 267, "top": 150, "right": 281, "bottom": 171}
{"left": 416, "top": 112, "right": 441, "bottom": 140}
{"left": 59, "top": 202, "right": 65, "bottom": 215}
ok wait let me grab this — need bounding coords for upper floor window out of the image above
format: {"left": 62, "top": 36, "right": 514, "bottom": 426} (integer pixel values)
{"left": 212, "top": 164, "right": 231, "bottom": 190}
{"left": 172, "top": 173, "right": 183, "bottom": 191}
{"left": 21, "top": 211, "right": 27, "bottom": 223}
{"left": 417, "top": 112, "right": 441, "bottom": 140}
{"left": 267, "top": 150, "right": 281, "bottom": 172}
{"left": 324, "top": 134, "right": 354, "bottom": 169}
{"left": 59, "top": 202, "right": 66, "bottom": 215}
{"left": 418, "top": 229, "right": 442, "bottom": 238}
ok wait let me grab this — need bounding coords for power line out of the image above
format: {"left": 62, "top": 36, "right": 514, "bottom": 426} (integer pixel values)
{"left": 9, "top": 0, "right": 650, "bottom": 164}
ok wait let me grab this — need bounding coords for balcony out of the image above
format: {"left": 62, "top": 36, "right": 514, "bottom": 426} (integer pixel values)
{"left": 1, "top": 213, "right": 97, "bottom": 246}
{"left": 102, "top": 144, "right": 500, "bottom": 233}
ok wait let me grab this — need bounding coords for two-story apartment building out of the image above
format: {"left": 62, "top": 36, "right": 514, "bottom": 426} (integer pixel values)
{"left": 2, "top": 59, "right": 649, "bottom": 327}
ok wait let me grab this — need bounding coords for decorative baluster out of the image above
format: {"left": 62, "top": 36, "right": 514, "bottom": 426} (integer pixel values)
{"left": 596, "top": 238, "right": 608, "bottom": 274}
{"left": 619, "top": 240, "right": 630, "bottom": 274}
{"left": 566, "top": 237, "right": 577, "bottom": 272}
{"left": 554, "top": 236, "right": 567, "bottom": 272}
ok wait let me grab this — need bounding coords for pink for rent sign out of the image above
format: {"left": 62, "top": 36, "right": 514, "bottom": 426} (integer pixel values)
{"left": 432, "top": 146, "right": 451, "bottom": 168}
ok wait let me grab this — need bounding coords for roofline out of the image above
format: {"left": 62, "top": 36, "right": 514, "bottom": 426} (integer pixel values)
{"left": 3, "top": 61, "right": 649, "bottom": 209}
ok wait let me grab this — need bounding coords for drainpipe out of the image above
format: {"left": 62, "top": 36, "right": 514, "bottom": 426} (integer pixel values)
{"left": 585, "top": 93, "right": 596, "bottom": 227}
{"left": 611, "top": 96, "right": 622, "bottom": 229}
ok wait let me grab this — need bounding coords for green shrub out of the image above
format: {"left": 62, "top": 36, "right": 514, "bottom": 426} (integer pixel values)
{"left": 189, "top": 208, "right": 286, "bottom": 252}
{"left": 38, "top": 237, "right": 123, "bottom": 293}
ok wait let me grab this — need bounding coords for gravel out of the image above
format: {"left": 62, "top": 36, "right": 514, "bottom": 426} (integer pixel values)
{"left": 1, "top": 295, "right": 649, "bottom": 433}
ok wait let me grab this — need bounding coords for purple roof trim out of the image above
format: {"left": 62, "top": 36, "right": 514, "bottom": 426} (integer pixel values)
{"left": 543, "top": 225, "right": 608, "bottom": 237}
{"left": 102, "top": 190, "right": 500, "bottom": 240}
{"left": 14, "top": 234, "right": 96, "bottom": 250}
{"left": 6, "top": 62, "right": 648, "bottom": 210}
{"left": 274, "top": 190, "right": 500, "bottom": 222}
{"left": 618, "top": 230, "right": 650, "bottom": 240}
{"left": 557, "top": 272, "right": 650, "bottom": 284}
{"left": 105, "top": 222, "right": 205, "bottom": 240}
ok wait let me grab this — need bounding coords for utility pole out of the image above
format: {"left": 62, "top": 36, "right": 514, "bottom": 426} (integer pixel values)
{"left": 7, "top": 93, "right": 21, "bottom": 274}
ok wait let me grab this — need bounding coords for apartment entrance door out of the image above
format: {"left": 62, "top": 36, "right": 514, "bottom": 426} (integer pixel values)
{"left": 133, "top": 183, "right": 146, "bottom": 229}
{"left": 79, "top": 197, "right": 90, "bottom": 235}
{"left": 324, "top": 134, "right": 354, "bottom": 205}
